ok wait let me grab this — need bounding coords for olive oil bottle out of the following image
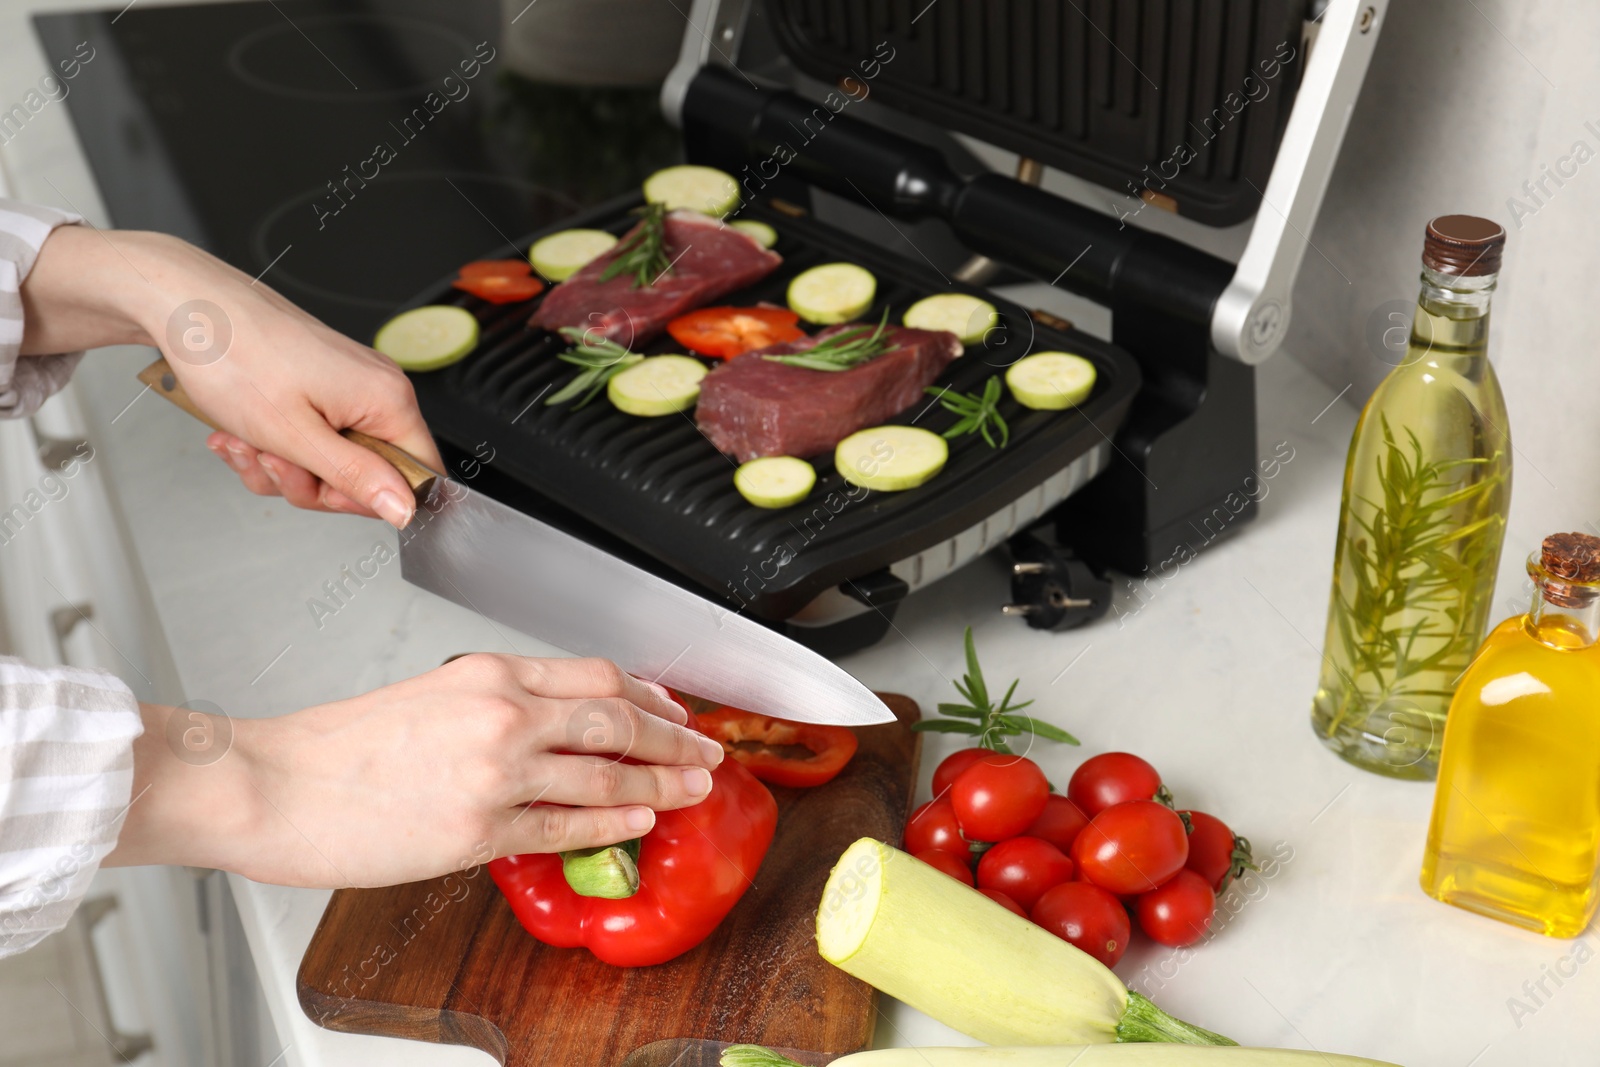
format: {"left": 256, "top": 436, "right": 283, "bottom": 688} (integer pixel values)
{"left": 1421, "top": 534, "right": 1600, "bottom": 937}
{"left": 1310, "top": 216, "right": 1512, "bottom": 779}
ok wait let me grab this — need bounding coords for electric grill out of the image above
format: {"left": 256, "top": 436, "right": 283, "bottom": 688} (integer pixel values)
{"left": 410, "top": 0, "right": 1387, "bottom": 654}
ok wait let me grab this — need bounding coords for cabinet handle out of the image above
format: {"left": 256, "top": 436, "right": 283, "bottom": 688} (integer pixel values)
{"left": 49, "top": 602, "right": 94, "bottom": 665}
{"left": 78, "top": 895, "right": 157, "bottom": 1060}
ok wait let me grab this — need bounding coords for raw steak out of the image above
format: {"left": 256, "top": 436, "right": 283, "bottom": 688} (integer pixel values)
{"left": 696, "top": 324, "right": 963, "bottom": 462}
{"left": 530, "top": 210, "right": 781, "bottom": 346}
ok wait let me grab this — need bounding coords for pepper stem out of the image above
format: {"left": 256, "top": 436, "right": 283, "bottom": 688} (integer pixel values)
{"left": 561, "top": 838, "right": 642, "bottom": 899}
{"left": 1116, "top": 990, "right": 1237, "bottom": 1045}
{"left": 720, "top": 1046, "right": 807, "bottom": 1067}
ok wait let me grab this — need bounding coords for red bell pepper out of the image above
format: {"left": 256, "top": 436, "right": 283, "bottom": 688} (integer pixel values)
{"left": 452, "top": 259, "right": 546, "bottom": 304}
{"left": 489, "top": 752, "right": 777, "bottom": 966}
{"left": 696, "top": 706, "right": 859, "bottom": 788}
{"left": 666, "top": 305, "right": 805, "bottom": 358}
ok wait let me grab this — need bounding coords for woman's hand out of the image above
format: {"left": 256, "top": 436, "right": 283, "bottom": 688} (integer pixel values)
{"left": 108, "top": 655, "right": 726, "bottom": 888}
{"left": 20, "top": 225, "right": 444, "bottom": 527}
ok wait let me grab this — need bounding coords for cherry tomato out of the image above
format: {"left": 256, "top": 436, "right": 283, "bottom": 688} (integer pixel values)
{"left": 904, "top": 797, "right": 967, "bottom": 857}
{"left": 1072, "top": 800, "right": 1189, "bottom": 895}
{"left": 913, "top": 849, "right": 974, "bottom": 886}
{"left": 951, "top": 754, "right": 1050, "bottom": 841}
{"left": 1136, "top": 869, "right": 1216, "bottom": 947}
{"left": 980, "top": 888, "right": 1028, "bottom": 917}
{"left": 932, "top": 747, "right": 990, "bottom": 799}
{"left": 1181, "top": 811, "right": 1251, "bottom": 891}
{"left": 1031, "top": 881, "right": 1131, "bottom": 968}
{"left": 1024, "top": 794, "right": 1091, "bottom": 854}
{"left": 1067, "top": 752, "right": 1163, "bottom": 817}
{"left": 976, "top": 836, "right": 1074, "bottom": 911}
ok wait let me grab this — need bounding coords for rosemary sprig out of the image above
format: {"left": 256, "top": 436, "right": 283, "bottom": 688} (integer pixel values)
{"left": 910, "top": 626, "right": 1078, "bottom": 752}
{"left": 545, "top": 327, "right": 643, "bottom": 409}
{"left": 927, "top": 375, "right": 1009, "bottom": 448}
{"left": 763, "top": 309, "right": 892, "bottom": 372}
{"left": 598, "top": 202, "right": 672, "bottom": 288}
{"left": 1322, "top": 415, "right": 1507, "bottom": 737}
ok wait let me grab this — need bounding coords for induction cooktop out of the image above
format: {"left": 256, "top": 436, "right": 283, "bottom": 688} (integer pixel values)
{"left": 33, "top": 0, "right": 683, "bottom": 341}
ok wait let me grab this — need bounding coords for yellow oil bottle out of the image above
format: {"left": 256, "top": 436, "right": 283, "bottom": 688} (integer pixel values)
{"left": 1421, "top": 533, "right": 1600, "bottom": 936}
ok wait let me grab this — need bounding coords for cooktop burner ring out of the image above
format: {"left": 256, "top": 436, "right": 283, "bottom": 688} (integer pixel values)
{"left": 227, "top": 12, "right": 480, "bottom": 103}
{"left": 252, "top": 170, "right": 576, "bottom": 312}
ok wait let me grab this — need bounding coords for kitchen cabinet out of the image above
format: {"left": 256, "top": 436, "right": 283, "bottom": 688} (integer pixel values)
{"left": 0, "top": 383, "right": 280, "bottom": 1067}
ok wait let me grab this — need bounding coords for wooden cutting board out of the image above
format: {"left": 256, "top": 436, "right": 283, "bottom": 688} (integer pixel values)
{"left": 296, "top": 693, "right": 921, "bottom": 1065}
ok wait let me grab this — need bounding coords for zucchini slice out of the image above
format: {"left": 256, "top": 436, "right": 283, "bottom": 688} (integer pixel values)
{"left": 904, "top": 293, "right": 998, "bottom": 346}
{"left": 529, "top": 229, "right": 619, "bottom": 282}
{"left": 1005, "top": 351, "right": 1097, "bottom": 410}
{"left": 730, "top": 219, "right": 778, "bottom": 249}
{"left": 835, "top": 425, "right": 948, "bottom": 492}
{"left": 643, "top": 165, "right": 741, "bottom": 217}
{"left": 607, "top": 355, "right": 709, "bottom": 416}
{"left": 734, "top": 456, "right": 816, "bottom": 509}
{"left": 788, "top": 263, "right": 877, "bottom": 325}
{"left": 373, "top": 306, "right": 478, "bottom": 372}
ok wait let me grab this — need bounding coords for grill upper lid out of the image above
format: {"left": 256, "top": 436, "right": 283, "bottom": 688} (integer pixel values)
{"left": 764, "top": 0, "right": 1305, "bottom": 227}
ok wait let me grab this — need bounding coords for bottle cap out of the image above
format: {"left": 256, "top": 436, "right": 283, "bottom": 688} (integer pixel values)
{"left": 1542, "top": 532, "right": 1600, "bottom": 583}
{"left": 1423, "top": 215, "right": 1505, "bottom": 276}
{"left": 1538, "top": 532, "right": 1600, "bottom": 608}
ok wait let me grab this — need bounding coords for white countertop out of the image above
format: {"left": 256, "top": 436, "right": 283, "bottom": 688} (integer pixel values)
{"left": 7, "top": 5, "right": 1600, "bottom": 1067}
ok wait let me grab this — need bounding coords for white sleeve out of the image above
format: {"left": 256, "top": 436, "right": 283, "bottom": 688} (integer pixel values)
{"left": 0, "top": 199, "right": 88, "bottom": 419}
{"left": 0, "top": 657, "right": 143, "bottom": 958}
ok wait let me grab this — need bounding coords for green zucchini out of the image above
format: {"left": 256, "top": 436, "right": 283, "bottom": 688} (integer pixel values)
{"left": 643, "top": 165, "right": 740, "bottom": 217}
{"left": 372, "top": 306, "right": 478, "bottom": 371}
{"left": 726, "top": 1047, "right": 1403, "bottom": 1067}
{"left": 817, "top": 839, "right": 1233, "bottom": 1045}
{"left": 1006, "top": 351, "right": 1097, "bottom": 410}
{"left": 835, "top": 426, "right": 947, "bottom": 492}
{"left": 734, "top": 456, "right": 816, "bottom": 509}
{"left": 529, "top": 229, "right": 618, "bottom": 281}
{"left": 730, "top": 219, "right": 779, "bottom": 248}
{"left": 607, "top": 355, "right": 708, "bottom": 416}
{"left": 903, "top": 293, "right": 998, "bottom": 345}
{"left": 788, "top": 262, "right": 877, "bottom": 324}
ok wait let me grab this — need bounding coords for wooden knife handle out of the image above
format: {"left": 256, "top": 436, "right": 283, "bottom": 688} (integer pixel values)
{"left": 137, "top": 357, "right": 440, "bottom": 502}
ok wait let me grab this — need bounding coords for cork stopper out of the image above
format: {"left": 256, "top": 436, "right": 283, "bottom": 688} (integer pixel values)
{"left": 1539, "top": 532, "right": 1600, "bottom": 608}
{"left": 1422, "top": 215, "right": 1505, "bottom": 277}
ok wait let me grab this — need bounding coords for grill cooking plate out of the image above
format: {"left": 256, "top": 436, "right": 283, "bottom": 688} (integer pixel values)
{"left": 409, "top": 195, "right": 1139, "bottom": 628}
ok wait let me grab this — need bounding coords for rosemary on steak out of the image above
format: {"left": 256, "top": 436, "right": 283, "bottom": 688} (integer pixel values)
{"left": 927, "top": 375, "right": 1009, "bottom": 448}
{"left": 910, "top": 626, "right": 1078, "bottom": 752}
{"left": 763, "top": 309, "right": 892, "bottom": 372}
{"left": 599, "top": 201, "right": 673, "bottom": 289}
{"left": 545, "top": 327, "right": 643, "bottom": 409}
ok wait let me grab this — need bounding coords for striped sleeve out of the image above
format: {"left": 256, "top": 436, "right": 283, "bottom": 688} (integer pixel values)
{"left": 0, "top": 199, "right": 88, "bottom": 420}
{"left": 0, "top": 657, "right": 142, "bottom": 958}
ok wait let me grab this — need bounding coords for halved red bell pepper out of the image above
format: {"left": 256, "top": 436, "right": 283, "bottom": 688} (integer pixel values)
{"left": 452, "top": 259, "right": 546, "bottom": 304}
{"left": 696, "top": 706, "right": 859, "bottom": 788}
{"left": 489, "top": 750, "right": 777, "bottom": 966}
{"left": 666, "top": 305, "right": 805, "bottom": 358}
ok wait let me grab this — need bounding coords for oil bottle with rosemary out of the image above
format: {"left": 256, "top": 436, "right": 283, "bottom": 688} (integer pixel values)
{"left": 1310, "top": 215, "right": 1512, "bottom": 780}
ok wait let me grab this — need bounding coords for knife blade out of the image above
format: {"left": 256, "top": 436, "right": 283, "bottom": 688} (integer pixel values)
{"left": 137, "top": 359, "right": 893, "bottom": 726}
{"left": 399, "top": 477, "right": 893, "bottom": 725}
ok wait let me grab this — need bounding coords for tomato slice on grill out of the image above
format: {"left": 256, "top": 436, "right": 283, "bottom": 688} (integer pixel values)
{"left": 667, "top": 306, "right": 806, "bottom": 359}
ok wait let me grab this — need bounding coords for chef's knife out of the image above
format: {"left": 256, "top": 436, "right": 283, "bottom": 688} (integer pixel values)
{"left": 138, "top": 359, "right": 893, "bottom": 726}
